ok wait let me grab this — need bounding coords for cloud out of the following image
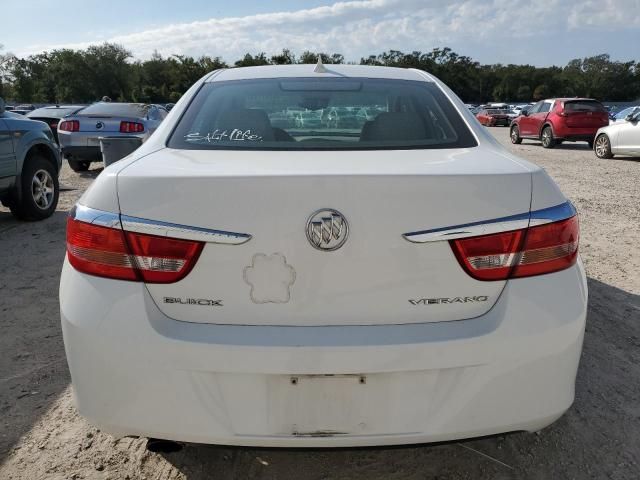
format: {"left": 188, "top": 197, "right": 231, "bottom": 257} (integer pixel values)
{"left": 16, "top": 0, "right": 639, "bottom": 64}
{"left": 567, "top": 0, "right": 640, "bottom": 28}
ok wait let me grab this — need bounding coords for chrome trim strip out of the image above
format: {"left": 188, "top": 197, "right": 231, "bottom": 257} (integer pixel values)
{"left": 71, "top": 204, "right": 252, "bottom": 245}
{"left": 528, "top": 201, "right": 576, "bottom": 226}
{"left": 402, "top": 201, "right": 576, "bottom": 243}
{"left": 120, "top": 215, "right": 252, "bottom": 244}
{"left": 71, "top": 204, "right": 121, "bottom": 228}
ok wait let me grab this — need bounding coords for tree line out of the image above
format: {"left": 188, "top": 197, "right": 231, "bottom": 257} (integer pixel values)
{"left": 1, "top": 43, "right": 638, "bottom": 104}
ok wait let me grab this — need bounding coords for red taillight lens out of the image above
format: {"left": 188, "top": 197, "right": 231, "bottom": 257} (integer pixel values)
{"left": 66, "top": 217, "right": 204, "bottom": 283}
{"left": 450, "top": 216, "right": 579, "bottom": 281}
{"left": 512, "top": 216, "right": 579, "bottom": 278}
{"left": 59, "top": 120, "right": 79, "bottom": 132}
{"left": 119, "top": 121, "right": 144, "bottom": 133}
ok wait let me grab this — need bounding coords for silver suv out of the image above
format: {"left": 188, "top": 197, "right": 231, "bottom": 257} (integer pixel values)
{"left": 0, "top": 97, "right": 61, "bottom": 220}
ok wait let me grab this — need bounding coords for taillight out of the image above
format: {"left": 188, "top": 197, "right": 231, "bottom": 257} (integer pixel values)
{"left": 59, "top": 120, "right": 79, "bottom": 132}
{"left": 120, "top": 121, "right": 144, "bottom": 133}
{"left": 66, "top": 217, "right": 203, "bottom": 283}
{"left": 450, "top": 216, "right": 579, "bottom": 281}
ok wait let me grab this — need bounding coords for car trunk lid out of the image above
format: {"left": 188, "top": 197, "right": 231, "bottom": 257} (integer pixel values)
{"left": 116, "top": 147, "right": 533, "bottom": 326}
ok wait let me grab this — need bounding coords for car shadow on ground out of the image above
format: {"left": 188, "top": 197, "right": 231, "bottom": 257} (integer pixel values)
{"left": 520, "top": 141, "right": 593, "bottom": 151}
{"left": 0, "top": 211, "right": 71, "bottom": 461}
{"left": 76, "top": 167, "right": 103, "bottom": 179}
{"left": 1, "top": 205, "right": 638, "bottom": 479}
{"left": 519, "top": 141, "right": 640, "bottom": 161}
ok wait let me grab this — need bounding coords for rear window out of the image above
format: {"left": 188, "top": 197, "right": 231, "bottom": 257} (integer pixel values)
{"left": 78, "top": 103, "right": 150, "bottom": 118}
{"left": 563, "top": 100, "right": 606, "bottom": 113}
{"left": 168, "top": 78, "right": 477, "bottom": 150}
{"left": 28, "top": 107, "right": 80, "bottom": 118}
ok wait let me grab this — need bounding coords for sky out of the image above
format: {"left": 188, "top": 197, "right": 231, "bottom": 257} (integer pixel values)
{"left": 2, "top": 0, "right": 640, "bottom": 66}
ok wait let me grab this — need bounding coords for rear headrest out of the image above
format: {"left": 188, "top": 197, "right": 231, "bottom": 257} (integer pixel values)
{"left": 360, "top": 112, "right": 427, "bottom": 142}
{"left": 214, "top": 108, "right": 274, "bottom": 142}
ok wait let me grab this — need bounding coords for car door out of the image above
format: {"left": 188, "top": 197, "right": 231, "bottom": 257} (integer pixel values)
{"left": 529, "top": 100, "right": 552, "bottom": 137}
{"left": 617, "top": 111, "right": 640, "bottom": 154}
{"left": 519, "top": 102, "right": 541, "bottom": 136}
{"left": 0, "top": 118, "right": 17, "bottom": 184}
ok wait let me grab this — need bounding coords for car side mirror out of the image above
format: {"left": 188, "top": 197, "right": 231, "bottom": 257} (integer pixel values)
{"left": 0, "top": 97, "right": 5, "bottom": 115}
{"left": 521, "top": 110, "right": 529, "bottom": 117}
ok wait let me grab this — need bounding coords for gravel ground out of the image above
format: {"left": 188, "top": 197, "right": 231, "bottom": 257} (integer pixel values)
{"left": 1, "top": 128, "right": 639, "bottom": 479}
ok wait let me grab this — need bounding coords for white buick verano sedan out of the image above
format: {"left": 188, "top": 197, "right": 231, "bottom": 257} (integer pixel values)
{"left": 60, "top": 64, "right": 587, "bottom": 448}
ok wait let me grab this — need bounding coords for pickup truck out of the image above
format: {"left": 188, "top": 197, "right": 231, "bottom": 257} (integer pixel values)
{"left": 0, "top": 97, "right": 61, "bottom": 220}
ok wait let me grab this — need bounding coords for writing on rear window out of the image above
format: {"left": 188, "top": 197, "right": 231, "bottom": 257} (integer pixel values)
{"left": 185, "top": 129, "right": 263, "bottom": 143}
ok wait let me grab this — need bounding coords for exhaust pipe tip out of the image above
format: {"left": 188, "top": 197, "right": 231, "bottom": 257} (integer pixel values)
{"left": 146, "top": 438, "right": 183, "bottom": 453}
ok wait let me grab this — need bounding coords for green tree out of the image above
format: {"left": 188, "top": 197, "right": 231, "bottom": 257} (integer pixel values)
{"left": 270, "top": 49, "right": 296, "bottom": 65}
{"left": 533, "top": 84, "right": 549, "bottom": 101}
{"left": 0, "top": 44, "right": 14, "bottom": 99}
{"left": 3, "top": 45, "right": 639, "bottom": 104}
{"left": 234, "top": 53, "right": 269, "bottom": 67}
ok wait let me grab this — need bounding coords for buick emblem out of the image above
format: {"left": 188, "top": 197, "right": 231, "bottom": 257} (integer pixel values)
{"left": 306, "top": 209, "right": 348, "bottom": 251}
{"left": 95, "top": 121, "right": 104, "bottom": 129}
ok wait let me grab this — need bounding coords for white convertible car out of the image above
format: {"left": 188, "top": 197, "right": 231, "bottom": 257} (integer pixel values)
{"left": 594, "top": 107, "right": 640, "bottom": 159}
{"left": 60, "top": 64, "right": 587, "bottom": 448}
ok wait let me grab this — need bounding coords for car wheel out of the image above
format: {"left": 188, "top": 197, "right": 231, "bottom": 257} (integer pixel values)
{"left": 510, "top": 125, "right": 522, "bottom": 144}
{"left": 10, "top": 154, "right": 59, "bottom": 221}
{"left": 594, "top": 134, "right": 613, "bottom": 159}
{"left": 541, "top": 126, "right": 555, "bottom": 148}
{"left": 68, "top": 160, "right": 91, "bottom": 172}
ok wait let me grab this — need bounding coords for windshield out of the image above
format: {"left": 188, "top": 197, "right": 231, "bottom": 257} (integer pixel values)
{"left": 78, "top": 102, "right": 150, "bottom": 118}
{"left": 168, "top": 78, "right": 477, "bottom": 150}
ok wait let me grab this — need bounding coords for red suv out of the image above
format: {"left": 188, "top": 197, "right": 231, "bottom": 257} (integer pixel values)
{"left": 510, "top": 98, "right": 609, "bottom": 148}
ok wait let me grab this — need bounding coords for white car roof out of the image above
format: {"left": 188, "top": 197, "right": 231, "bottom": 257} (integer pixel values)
{"left": 209, "top": 64, "right": 433, "bottom": 82}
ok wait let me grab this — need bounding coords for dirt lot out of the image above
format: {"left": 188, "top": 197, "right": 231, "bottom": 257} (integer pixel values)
{"left": 1, "top": 128, "right": 639, "bottom": 479}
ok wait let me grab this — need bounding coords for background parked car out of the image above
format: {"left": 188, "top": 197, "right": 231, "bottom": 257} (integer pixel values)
{"left": 26, "top": 105, "right": 85, "bottom": 143}
{"left": 510, "top": 98, "right": 609, "bottom": 148}
{"left": 610, "top": 106, "right": 640, "bottom": 124}
{"left": 594, "top": 107, "right": 640, "bottom": 159}
{"left": 0, "top": 97, "right": 61, "bottom": 220}
{"left": 512, "top": 104, "right": 533, "bottom": 116}
{"left": 58, "top": 102, "right": 168, "bottom": 172}
{"left": 476, "top": 108, "right": 511, "bottom": 126}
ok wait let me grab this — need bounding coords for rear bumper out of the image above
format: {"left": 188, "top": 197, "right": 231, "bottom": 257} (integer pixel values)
{"left": 489, "top": 118, "right": 510, "bottom": 126}
{"left": 60, "top": 259, "right": 587, "bottom": 447}
{"left": 59, "top": 131, "right": 147, "bottom": 162}
{"left": 61, "top": 146, "right": 102, "bottom": 162}
{"left": 557, "top": 135, "right": 597, "bottom": 142}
